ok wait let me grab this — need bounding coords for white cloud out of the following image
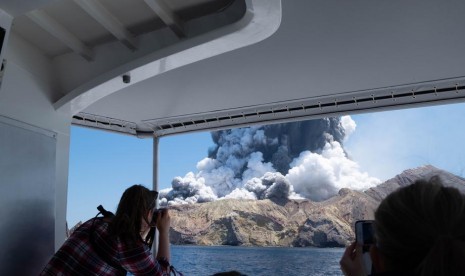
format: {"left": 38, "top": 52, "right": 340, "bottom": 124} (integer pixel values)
{"left": 341, "top": 115, "right": 356, "bottom": 139}
{"left": 286, "top": 141, "right": 380, "bottom": 201}
{"left": 241, "top": 152, "right": 276, "bottom": 184}
{"left": 224, "top": 188, "right": 257, "bottom": 200}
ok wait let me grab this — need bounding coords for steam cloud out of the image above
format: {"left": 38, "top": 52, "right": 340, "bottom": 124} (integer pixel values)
{"left": 159, "top": 116, "right": 380, "bottom": 206}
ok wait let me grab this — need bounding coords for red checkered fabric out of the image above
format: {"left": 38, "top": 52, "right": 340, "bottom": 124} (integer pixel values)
{"left": 40, "top": 218, "right": 169, "bottom": 275}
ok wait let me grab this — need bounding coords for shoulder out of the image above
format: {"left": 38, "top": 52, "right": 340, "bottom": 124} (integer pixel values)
{"left": 68, "top": 218, "right": 111, "bottom": 242}
{"left": 76, "top": 217, "right": 107, "bottom": 228}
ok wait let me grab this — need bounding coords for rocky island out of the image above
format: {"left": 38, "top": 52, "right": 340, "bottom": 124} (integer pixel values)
{"left": 168, "top": 165, "right": 465, "bottom": 247}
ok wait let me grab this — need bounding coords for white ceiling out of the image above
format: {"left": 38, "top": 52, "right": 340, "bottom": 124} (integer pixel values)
{"left": 5, "top": 0, "right": 465, "bottom": 137}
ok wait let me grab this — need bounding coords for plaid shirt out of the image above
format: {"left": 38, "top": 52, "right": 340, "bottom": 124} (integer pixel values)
{"left": 40, "top": 218, "right": 169, "bottom": 276}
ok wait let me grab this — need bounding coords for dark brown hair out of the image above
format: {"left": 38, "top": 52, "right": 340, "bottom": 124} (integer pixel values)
{"left": 374, "top": 176, "right": 465, "bottom": 276}
{"left": 108, "top": 184, "right": 158, "bottom": 245}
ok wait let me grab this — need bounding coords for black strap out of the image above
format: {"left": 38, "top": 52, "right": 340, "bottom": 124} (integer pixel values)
{"left": 170, "top": 265, "right": 185, "bottom": 276}
{"left": 97, "top": 204, "right": 115, "bottom": 218}
{"left": 89, "top": 205, "right": 126, "bottom": 273}
{"left": 159, "top": 259, "right": 184, "bottom": 276}
{"left": 145, "top": 227, "right": 156, "bottom": 249}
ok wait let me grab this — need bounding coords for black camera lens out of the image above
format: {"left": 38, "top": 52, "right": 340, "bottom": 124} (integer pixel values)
{"left": 152, "top": 208, "right": 166, "bottom": 224}
{"left": 151, "top": 209, "right": 159, "bottom": 225}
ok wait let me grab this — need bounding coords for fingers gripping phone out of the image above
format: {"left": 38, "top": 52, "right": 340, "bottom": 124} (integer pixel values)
{"left": 355, "top": 220, "right": 374, "bottom": 275}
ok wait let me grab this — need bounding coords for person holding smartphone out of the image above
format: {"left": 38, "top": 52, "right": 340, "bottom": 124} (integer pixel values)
{"left": 340, "top": 176, "right": 465, "bottom": 276}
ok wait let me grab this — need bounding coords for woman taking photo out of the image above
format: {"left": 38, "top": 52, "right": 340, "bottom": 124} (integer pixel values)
{"left": 41, "top": 184, "right": 171, "bottom": 275}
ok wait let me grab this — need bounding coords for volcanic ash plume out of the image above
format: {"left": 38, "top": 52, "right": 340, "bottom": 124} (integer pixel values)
{"left": 159, "top": 116, "right": 380, "bottom": 206}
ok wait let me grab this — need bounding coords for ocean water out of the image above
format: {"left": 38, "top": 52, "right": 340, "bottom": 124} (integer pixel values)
{"left": 170, "top": 245, "right": 344, "bottom": 276}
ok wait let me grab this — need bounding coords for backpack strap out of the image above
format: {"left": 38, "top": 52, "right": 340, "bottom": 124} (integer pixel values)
{"left": 158, "top": 259, "right": 185, "bottom": 276}
{"left": 89, "top": 205, "right": 126, "bottom": 273}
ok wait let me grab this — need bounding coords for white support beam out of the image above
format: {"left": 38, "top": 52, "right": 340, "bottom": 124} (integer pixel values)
{"left": 152, "top": 135, "right": 159, "bottom": 256}
{"left": 28, "top": 10, "right": 94, "bottom": 61}
{"left": 144, "top": 0, "right": 186, "bottom": 38}
{"left": 73, "top": 0, "right": 137, "bottom": 51}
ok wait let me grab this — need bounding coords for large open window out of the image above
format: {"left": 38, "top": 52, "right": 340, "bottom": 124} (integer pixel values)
{"left": 68, "top": 102, "right": 465, "bottom": 275}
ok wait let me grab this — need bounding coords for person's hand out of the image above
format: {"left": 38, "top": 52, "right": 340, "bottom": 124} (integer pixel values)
{"left": 340, "top": 241, "right": 365, "bottom": 276}
{"left": 156, "top": 209, "right": 171, "bottom": 234}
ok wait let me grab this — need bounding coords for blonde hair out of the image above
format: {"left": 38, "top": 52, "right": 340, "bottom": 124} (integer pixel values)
{"left": 374, "top": 176, "right": 465, "bottom": 276}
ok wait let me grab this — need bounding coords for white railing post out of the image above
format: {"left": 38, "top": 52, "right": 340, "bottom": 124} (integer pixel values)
{"left": 152, "top": 134, "right": 159, "bottom": 256}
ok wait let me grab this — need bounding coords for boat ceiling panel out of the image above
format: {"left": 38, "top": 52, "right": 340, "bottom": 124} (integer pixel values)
{"left": 11, "top": 0, "right": 234, "bottom": 59}
{"left": 5, "top": 0, "right": 465, "bottom": 137}
{"left": 170, "top": 0, "right": 238, "bottom": 21}
{"left": 98, "top": 0, "right": 166, "bottom": 32}
{"left": 79, "top": 0, "right": 465, "bottom": 137}
{"left": 43, "top": 0, "right": 114, "bottom": 48}
{"left": 13, "top": 16, "right": 71, "bottom": 57}
{"left": 0, "top": 0, "right": 56, "bottom": 16}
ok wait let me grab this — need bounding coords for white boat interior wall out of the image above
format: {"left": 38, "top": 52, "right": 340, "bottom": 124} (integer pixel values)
{"left": 1, "top": 0, "right": 465, "bottom": 273}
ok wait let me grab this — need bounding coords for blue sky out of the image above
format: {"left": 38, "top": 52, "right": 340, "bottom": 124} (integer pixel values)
{"left": 345, "top": 102, "right": 465, "bottom": 180}
{"left": 67, "top": 129, "right": 214, "bottom": 227}
{"left": 67, "top": 102, "right": 465, "bottom": 227}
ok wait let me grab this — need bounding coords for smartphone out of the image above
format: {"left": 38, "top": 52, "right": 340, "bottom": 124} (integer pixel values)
{"left": 355, "top": 220, "right": 374, "bottom": 275}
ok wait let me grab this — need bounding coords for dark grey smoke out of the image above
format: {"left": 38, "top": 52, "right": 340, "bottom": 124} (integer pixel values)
{"left": 208, "top": 118, "right": 345, "bottom": 175}
{"left": 158, "top": 116, "right": 379, "bottom": 205}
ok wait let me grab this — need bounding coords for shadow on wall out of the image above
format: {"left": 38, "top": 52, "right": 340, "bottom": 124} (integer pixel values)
{"left": 0, "top": 200, "right": 54, "bottom": 275}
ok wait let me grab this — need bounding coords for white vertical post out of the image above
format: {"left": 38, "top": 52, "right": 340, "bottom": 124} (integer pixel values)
{"left": 152, "top": 134, "right": 159, "bottom": 256}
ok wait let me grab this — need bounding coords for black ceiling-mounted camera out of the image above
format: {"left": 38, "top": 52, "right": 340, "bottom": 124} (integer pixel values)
{"left": 122, "top": 74, "right": 130, "bottom": 84}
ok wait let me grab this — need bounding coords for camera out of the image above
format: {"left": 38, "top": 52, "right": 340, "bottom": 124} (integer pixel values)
{"left": 355, "top": 220, "right": 374, "bottom": 275}
{"left": 151, "top": 208, "right": 167, "bottom": 225}
{"left": 122, "top": 74, "right": 131, "bottom": 84}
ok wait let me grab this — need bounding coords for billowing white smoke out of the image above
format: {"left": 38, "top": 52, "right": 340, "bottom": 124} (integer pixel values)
{"left": 159, "top": 116, "right": 380, "bottom": 206}
{"left": 286, "top": 141, "right": 379, "bottom": 201}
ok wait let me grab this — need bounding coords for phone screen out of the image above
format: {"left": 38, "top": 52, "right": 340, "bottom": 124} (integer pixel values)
{"left": 356, "top": 221, "right": 374, "bottom": 247}
{"left": 355, "top": 220, "right": 374, "bottom": 275}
